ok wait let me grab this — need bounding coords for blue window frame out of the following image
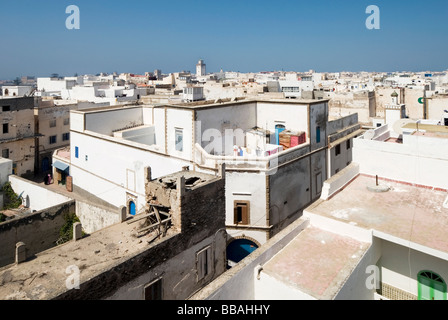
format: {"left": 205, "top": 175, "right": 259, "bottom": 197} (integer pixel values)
{"left": 316, "top": 126, "right": 321, "bottom": 143}
{"left": 75, "top": 146, "right": 79, "bottom": 158}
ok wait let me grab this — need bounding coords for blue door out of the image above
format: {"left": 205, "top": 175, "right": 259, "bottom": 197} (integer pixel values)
{"left": 129, "top": 201, "right": 136, "bottom": 216}
{"left": 42, "top": 157, "right": 50, "bottom": 173}
{"left": 275, "top": 125, "right": 286, "bottom": 145}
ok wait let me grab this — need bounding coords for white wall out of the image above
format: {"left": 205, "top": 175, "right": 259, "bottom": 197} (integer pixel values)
{"left": 379, "top": 239, "right": 448, "bottom": 298}
{"left": 166, "top": 108, "right": 194, "bottom": 161}
{"left": 1, "top": 86, "right": 33, "bottom": 97}
{"left": 153, "top": 108, "right": 166, "bottom": 151}
{"left": 225, "top": 172, "right": 267, "bottom": 245}
{"left": 196, "top": 103, "right": 257, "bottom": 155}
{"left": 255, "top": 272, "right": 316, "bottom": 300}
{"left": 8, "top": 175, "right": 72, "bottom": 212}
{"left": 75, "top": 201, "right": 120, "bottom": 234}
{"left": 84, "top": 107, "right": 143, "bottom": 135}
{"left": 353, "top": 135, "right": 448, "bottom": 190}
{"left": 256, "top": 102, "right": 308, "bottom": 134}
{"left": 0, "top": 158, "right": 13, "bottom": 186}
{"left": 70, "top": 131, "right": 191, "bottom": 210}
{"left": 334, "top": 245, "right": 376, "bottom": 300}
{"left": 70, "top": 112, "right": 85, "bottom": 132}
{"left": 37, "top": 78, "right": 73, "bottom": 92}
{"left": 192, "top": 218, "right": 310, "bottom": 300}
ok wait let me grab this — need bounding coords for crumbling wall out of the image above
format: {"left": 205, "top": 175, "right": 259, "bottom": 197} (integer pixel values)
{"left": 55, "top": 173, "right": 227, "bottom": 300}
{"left": 0, "top": 200, "right": 76, "bottom": 267}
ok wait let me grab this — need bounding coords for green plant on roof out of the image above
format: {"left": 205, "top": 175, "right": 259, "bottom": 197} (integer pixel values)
{"left": 1, "top": 182, "right": 22, "bottom": 210}
{"left": 57, "top": 213, "right": 85, "bottom": 245}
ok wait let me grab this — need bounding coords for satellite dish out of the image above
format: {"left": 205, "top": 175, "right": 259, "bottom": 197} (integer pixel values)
{"left": 363, "top": 129, "right": 375, "bottom": 140}
{"left": 393, "top": 119, "right": 414, "bottom": 135}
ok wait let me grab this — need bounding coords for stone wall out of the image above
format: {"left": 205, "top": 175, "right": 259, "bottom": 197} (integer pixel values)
{"left": 0, "top": 200, "right": 75, "bottom": 267}
{"left": 55, "top": 172, "right": 227, "bottom": 300}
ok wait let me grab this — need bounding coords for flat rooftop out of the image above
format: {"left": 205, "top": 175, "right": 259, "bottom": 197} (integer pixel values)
{"left": 262, "top": 226, "right": 370, "bottom": 300}
{"left": 306, "top": 175, "right": 448, "bottom": 254}
{"left": 159, "top": 98, "right": 330, "bottom": 110}
{"left": 403, "top": 123, "right": 448, "bottom": 134}
{"left": 0, "top": 216, "right": 176, "bottom": 300}
{"left": 54, "top": 147, "right": 70, "bottom": 161}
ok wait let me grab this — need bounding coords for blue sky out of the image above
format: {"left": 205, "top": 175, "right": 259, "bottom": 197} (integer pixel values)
{"left": 0, "top": 0, "right": 447, "bottom": 79}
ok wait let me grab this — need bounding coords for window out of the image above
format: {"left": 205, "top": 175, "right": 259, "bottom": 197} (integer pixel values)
{"left": 234, "top": 201, "right": 250, "bottom": 225}
{"left": 197, "top": 246, "right": 213, "bottom": 281}
{"left": 2, "top": 106, "right": 10, "bottom": 112}
{"left": 62, "top": 132, "right": 70, "bottom": 141}
{"left": 346, "top": 139, "right": 351, "bottom": 150}
{"left": 175, "top": 128, "right": 183, "bottom": 152}
{"left": 63, "top": 118, "right": 70, "bottom": 126}
{"left": 75, "top": 146, "right": 79, "bottom": 158}
{"left": 316, "top": 126, "right": 321, "bottom": 143}
{"left": 2, "top": 123, "right": 8, "bottom": 134}
{"left": 49, "top": 135, "right": 57, "bottom": 144}
{"left": 335, "top": 144, "right": 341, "bottom": 156}
{"left": 2, "top": 149, "right": 9, "bottom": 158}
{"left": 418, "top": 271, "right": 447, "bottom": 300}
{"left": 144, "top": 279, "right": 162, "bottom": 300}
{"left": 49, "top": 119, "right": 57, "bottom": 128}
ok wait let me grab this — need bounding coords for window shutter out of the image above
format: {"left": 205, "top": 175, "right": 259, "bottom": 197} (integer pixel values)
{"left": 234, "top": 206, "right": 239, "bottom": 224}
{"left": 242, "top": 204, "right": 249, "bottom": 225}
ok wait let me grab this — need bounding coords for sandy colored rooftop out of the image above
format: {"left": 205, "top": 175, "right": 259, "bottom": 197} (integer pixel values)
{"left": 0, "top": 215, "right": 177, "bottom": 300}
{"left": 306, "top": 175, "right": 448, "bottom": 254}
{"left": 262, "top": 226, "right": 370, "bottom": 300}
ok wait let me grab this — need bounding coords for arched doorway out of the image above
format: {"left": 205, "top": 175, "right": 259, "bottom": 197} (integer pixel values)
{"left": 129, "top": 201, "right": 136, "bottom": 216}
{"left": 418, "top": 271, "right": 447, "bottom": 300}
{"left": 226, "top": 238, "right": 259, "bottom": 268}
{"left": 4, "top": 89, "right": 9, "bottom": 96}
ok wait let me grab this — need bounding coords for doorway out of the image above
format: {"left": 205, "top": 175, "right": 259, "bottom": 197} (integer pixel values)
{"left": 42, "top": 157, "right": 50, "bottom": 173}
{"left": 129, "top": 201, "right": 136, "bottom": 216}
{"left": 226, "top": 238, "right": 259, "bottom": 268}
{"left": 275, "top": 124, "right": 286, "bottom": 146}
{"left": 418, "top": 271, "right": 447, "bottom": 300}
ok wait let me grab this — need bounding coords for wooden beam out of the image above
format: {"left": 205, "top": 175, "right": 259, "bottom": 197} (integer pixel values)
{"left": 137, "top": 218, "right": 172, "bottom": 234}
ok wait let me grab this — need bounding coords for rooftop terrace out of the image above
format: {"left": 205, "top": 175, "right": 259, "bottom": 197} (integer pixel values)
{"left": 306, "top": 174, "right": 448, "bottom": 255}
{"left": 261, "top": 226, "right": 369, "bottom": 299}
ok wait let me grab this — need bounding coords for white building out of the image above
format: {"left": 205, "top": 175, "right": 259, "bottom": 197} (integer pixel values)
{"left": 1, "top": 86, "right": 34, "bottom": 97}
{"left": 353, "top": 120, "right": 448, "bottom": 191}
{"left": 37, "top": 77, "right": 76, "bottom": 96}
{"left": 191, "top": 119, "right": 448, "bottom": 300}
{"left": 183, "top": 86, "right": 204, "bottom": 102}
{"left": 66, "top": 98, "right": 358, "bottom": 263}
{"left": 196, "top": 59, "right": 206, "bottom": 77}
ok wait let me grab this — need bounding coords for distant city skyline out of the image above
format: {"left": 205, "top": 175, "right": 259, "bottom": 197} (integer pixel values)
{"left": 0, "top": 0, "right": 447, "bottom": 80}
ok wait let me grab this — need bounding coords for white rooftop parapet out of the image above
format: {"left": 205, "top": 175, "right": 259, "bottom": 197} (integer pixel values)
{"left": 320, "top": 163, "right": 360, "bottom": 200}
